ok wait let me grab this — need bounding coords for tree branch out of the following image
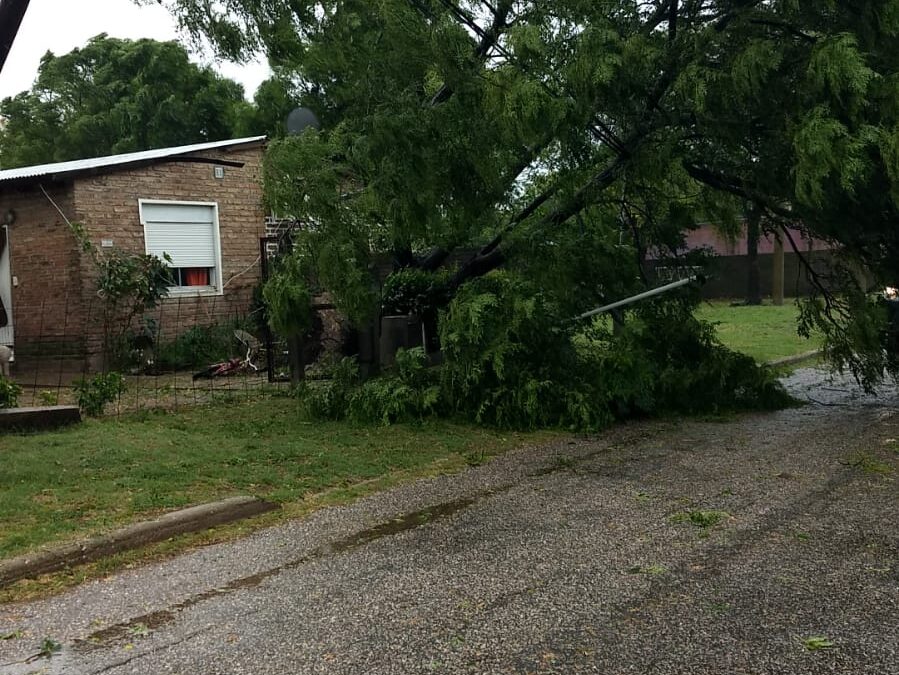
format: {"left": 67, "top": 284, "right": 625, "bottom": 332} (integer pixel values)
{"left": 429, "top": 0, "right": 514, "bottom": 105}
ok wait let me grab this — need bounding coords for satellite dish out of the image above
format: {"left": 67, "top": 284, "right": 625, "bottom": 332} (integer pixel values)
{"left": 286, "top": 107, "right": 321, "bottom": 135}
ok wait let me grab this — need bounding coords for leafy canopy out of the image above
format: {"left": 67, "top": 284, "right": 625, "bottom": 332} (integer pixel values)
{"left": 151, "top": 0, "right": 899, "bottom": 387}
{"left": 0, "top": 35, "right": 298, "bottom": 167}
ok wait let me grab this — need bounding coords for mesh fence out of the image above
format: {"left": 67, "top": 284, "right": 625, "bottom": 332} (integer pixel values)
{"left": 4, "top": 293, "right": 292, "bottom": 415}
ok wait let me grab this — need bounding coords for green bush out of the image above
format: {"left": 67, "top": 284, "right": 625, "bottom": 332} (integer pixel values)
{"left": 0, "top": 376, "right": 21, "bottom": 409}
{"left": 348, "top": 348, "right": 441, "bottom": 425}
{"left": 74, "top": 372, "right": 126, "bottom": 416}
{"left": 155, "top": 322, "right": 246, "bottom": 370}
{"left": 298, "top": 356, "right": 360, "bottom": 420}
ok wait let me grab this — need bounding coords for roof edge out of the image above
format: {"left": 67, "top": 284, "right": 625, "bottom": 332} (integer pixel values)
{"left": 0, "top": 136, "right": 267, "bottom": 187}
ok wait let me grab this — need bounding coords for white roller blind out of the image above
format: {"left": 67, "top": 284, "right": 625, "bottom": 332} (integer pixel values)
{"left": 141, "top": 202, "right": 217, "bottom": 268}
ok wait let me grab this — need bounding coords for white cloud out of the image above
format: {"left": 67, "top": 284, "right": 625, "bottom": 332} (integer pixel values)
{"left": 0, "top": 0, "right": 271, "bottom": 100}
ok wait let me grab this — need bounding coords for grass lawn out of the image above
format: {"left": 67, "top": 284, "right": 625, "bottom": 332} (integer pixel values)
{"left": 0, "top": 397, "right": 550, "bottom": 563}
{"left": 696, "top": 300, "right": 819, "bottom": 363}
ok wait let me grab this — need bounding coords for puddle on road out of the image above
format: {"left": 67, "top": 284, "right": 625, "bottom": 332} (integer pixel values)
{"left": 74, "top": 495, "right": 479, "bottom": 652}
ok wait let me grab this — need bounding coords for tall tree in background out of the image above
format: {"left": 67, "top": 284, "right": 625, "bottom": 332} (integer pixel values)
{"left": 150, "top": 0, "right": 899, "bottom": 386}
{"left": 0, "top": 34, "right": 253, "bottom": 167}
{"left": 236, "top": 76, "right": 300, "bottom": 140}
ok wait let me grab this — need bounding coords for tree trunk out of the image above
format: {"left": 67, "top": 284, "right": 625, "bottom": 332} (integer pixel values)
{"left": 772, "top": 233, "right": 785, "bottom": 306}
{"left": 745, "top": 210, "right": 761, "bottom": 306}
{"left": 287, "top": 335, "right": 304, "bottom": 385}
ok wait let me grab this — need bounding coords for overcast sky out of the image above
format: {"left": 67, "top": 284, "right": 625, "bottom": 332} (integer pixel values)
{"left": 0, "top": 0, "right": 271, "bottom": 101}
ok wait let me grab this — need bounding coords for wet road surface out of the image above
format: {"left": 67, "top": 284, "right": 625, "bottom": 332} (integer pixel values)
{"left": 1, "top": 368, "right": 897, "bottom": 674}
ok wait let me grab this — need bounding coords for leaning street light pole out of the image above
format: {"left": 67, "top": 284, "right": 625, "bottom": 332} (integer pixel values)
{"left": 574, "top": 276, "right": 699, "bottom": 322}
{"left": 0, "top": 0, "right": 31, "bottom": 74}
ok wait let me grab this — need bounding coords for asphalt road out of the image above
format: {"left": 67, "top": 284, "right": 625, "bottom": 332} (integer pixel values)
{"left": 1, "top": 368, "right": 897, "bottom": 674}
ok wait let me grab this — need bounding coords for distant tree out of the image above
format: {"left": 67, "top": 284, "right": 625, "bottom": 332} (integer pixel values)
{"left": 234, "top": 76, "right": 300, "bottom": 139}
{"left": 0, "top": 34, "right": 251, "bottom": 168}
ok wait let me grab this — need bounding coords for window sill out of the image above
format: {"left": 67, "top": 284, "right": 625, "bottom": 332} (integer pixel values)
{"left": 166, "top": 286, "right": 224, "bottom": 298}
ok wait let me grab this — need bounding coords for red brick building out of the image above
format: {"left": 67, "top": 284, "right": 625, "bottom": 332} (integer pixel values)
{"left": 0, "top": 137, "right": 267, "bottom": 366}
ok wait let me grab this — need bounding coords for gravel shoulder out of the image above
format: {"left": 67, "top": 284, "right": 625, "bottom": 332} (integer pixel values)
{"left": 1, "top": 368, "right": 896, "bottom": 674}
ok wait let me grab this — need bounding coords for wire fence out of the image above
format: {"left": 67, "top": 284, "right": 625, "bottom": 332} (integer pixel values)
{"left": 4, "top": 293, "right": 293, "bottom": 416}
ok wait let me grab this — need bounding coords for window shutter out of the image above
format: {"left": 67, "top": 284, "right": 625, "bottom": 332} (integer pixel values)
{"left": 141, "top": 203, "right": 217, "bottom": 268}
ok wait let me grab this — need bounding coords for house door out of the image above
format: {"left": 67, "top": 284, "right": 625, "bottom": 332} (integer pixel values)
{"left": 0, "top": 225, "right": 13, "bottom": 347}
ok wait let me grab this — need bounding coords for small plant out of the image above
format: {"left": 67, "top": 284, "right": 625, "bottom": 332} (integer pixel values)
{"left": 38, "top": 390, "right": 59, "bottom": 406}
{"left": 799, "top": 636, "right": 835, "bottom": 651}
{"left": 38, "top": 637, "right": 61, "bottom": 658}
{"left": 1, "top": 629, "right": 23, "bottom": 640}
{"left": 842, "top": 454, "right": 894, "bottom": 475}
{"left": 128, "top": 623, "right": 149, "bottom": 638}
{"left": 671, "top": 509, "right": 729, "bottom": 529}
{"left": 73, "top": 372, "right": 126, "bottom": 416}
{"left": 0, "top": 375, "right": 20, "bottom": 409}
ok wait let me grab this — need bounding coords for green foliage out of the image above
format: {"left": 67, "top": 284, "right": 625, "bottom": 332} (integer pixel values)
{"left": 0, "top": 376, "right": 21, "bottom": 409}
{"left": 0, "top": 35, "right": 250, "bottom": 168}
{"left": 348, "top": 348, "right": 441, "bottom": 425}
{"left": 800, "top": 636, "right": 835, "bottom": 652}
{"left": 155, "top": 321, "right": 246, "bottom": 370}
{"left": 381, "top": 268, "right": 451, "bottom": 316}
{"left": 671, "top": 510, "right": 730, "bottom": 529}
{"left": 93, "top": 251, "right": 172, "bottom": 367}
{"left": 798, "top": 281, "right": 898, "bottom": 391}
{"left": 96, "top": 252, "right": 172, "bottom": 314}
{"left": 438, "top": 272, "right": 790, "bottom": 430}
{"left": 298, "top": 272, "right": 789, "bottom": 431}
{"left": 153, "top": 0, "right": 899, "bottom": 392}
{"left": 616, "top": 299, "right": 794, "bottom": 415}
{"left": 262, "top": 253, "right": 313, "bottom": 336}
{"left": 74, "top": 373, "right": 126, "bottom": 416}
{"left": 439, "top": 272, "right": 601, "bottom": 430}
{"left": 298, "top": 357, "right": 360, "bottom": 421}
{"left": 38, "top": 390, "right": 59, "bottom": 407}
{"left": 300, "top": 348, "right": 441, "bottom": 425}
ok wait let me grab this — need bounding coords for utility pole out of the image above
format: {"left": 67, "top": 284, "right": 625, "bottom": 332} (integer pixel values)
{"left": 0, "top": 0, "right": 31, "bottom": 74}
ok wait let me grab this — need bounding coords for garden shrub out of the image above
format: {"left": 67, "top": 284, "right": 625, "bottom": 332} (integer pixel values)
{"left": 155, "top": 320, "right": 250, "bottom": 370}
{"left": 74, "top": 372, "right": 126, "bottom": 416}
{"left": 0, "top": 376, "right": 21, "bottom": 409}
{"left": 348, "top": 347, "right": 441, "bottom": 425}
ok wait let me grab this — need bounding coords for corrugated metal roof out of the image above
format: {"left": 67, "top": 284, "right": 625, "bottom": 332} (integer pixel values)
{"left": 0, "top": 136, "right": 266, "bottom": 185}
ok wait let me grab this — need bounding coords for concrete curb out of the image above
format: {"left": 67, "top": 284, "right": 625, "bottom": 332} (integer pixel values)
{"left": 0, "top": 496, "right": 279, "bottom": 587}
{"left": 0, "top": 405, "right": 81, "bottom": 432}
{"left": 766, "top": 349, "right": 823, "bottom": 368}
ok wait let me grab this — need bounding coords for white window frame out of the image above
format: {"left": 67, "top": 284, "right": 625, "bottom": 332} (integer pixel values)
{"left": 138, "top": 199, "right": 224, "bottom": 297}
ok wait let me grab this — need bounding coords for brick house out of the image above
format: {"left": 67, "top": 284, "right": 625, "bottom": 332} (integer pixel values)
{"left": 0, "top": 136, "right": 267, "bottom": 367}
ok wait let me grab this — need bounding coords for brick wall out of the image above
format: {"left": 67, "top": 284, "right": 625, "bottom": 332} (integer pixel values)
{"left": 1, "top": 142, "right": 267, "bottom": 367}
{"left": 0, "top": 184, "right": 86, "bottom": 356}
{"left": 72, "top": 144, "right": 266, "bottom": 356}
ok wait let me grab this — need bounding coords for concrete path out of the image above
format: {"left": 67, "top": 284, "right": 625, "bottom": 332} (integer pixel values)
{"left": 1, "top": 369, "right": 897, "bottom": 674}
